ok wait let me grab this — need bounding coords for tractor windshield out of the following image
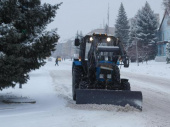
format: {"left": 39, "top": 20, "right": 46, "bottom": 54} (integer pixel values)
{"left": 85, "top": 42, "right": 91, "bottom": 60}
{"left": 84, "top": 35, "right": 119, "bottom": 61}
{"left": 96, "top": 37, "right": 119, "bottom": 62}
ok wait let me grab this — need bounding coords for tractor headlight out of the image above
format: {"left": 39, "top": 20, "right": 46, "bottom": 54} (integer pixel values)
{"left": 90, "top": 37, "right": 93, "bottom": 42}
{"left": 107, "top": 37, "right": 111, "bottom": 42}
{"left": 105, "top": 56, "right": 108, "bottom": 61}
{"left": 99, "top": 74, "right": 104, "bottom": 78}
{"left": 107, "top": 74, "right": 111, "bottom": 79}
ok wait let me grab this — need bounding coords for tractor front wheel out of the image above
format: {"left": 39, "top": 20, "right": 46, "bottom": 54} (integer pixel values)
{"left": 121, "top": 80, "right": 131, "bottom": 90}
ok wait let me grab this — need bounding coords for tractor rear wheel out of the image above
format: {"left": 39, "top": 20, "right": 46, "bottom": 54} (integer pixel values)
{"left": 72, "top": 67, "right": 82, "bottom": 100}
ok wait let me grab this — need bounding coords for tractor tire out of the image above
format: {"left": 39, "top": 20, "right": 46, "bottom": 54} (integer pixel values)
{"left": 112, "top": 66, "right": 120, "bottom": 84}
{"left": 122, "top": 81, "right": 131, "bottom": 90}
{"left": 72, "top": 67, "right": 82, "bottom": 101}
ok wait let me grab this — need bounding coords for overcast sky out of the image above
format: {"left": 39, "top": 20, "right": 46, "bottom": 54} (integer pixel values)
{"left": 42, "top": 0, "right": 164, "bottom": 41}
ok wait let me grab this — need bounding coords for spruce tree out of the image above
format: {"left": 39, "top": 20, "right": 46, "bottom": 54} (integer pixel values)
{"left": 128, "top": 18, "right": 137, "bottom": 46}
{"left": 136, "top": 2, "right": 158, "bottom": 46}
{"left": 163, "top": 0, "right": 170, "bottom": 10}
{"left": 0, "top": 0, "right": 62, "bottom": 90}
{"left": 115, "top": 3, "right": 129, "bottom": 46}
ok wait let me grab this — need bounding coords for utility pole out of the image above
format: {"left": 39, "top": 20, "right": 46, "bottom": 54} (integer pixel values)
{"left": 135, "top": 29, "right": 139, "bottom": 66}
{"left": 132, "top": 17, "right": 139, "bottom": 66}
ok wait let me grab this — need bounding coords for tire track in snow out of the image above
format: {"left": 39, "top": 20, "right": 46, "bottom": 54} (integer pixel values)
{"left": 49, "top": 70, "right": 72, "bottom": 99}
{"left": 50, "top": 69, "right": 141, "bottom": 112}
{"left": 121, "top": 71, "right": 170, "bottom": 93}
{"left": 121, "top": 71, "right": 170, "bottom": 127}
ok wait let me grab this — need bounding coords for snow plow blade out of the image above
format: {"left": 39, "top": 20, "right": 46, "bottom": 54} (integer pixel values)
{"left": 76, "top": 89, "right": 142, "bottom": 111}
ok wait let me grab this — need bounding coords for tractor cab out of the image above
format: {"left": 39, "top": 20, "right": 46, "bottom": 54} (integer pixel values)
{"left": 72, "top": 33, "right": 142, "bottom": 111}
{"left": 74, "top": 33, "right": 128, "bottom": 67}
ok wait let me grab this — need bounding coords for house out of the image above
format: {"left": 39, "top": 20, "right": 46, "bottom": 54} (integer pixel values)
{"left": 156, "top": 10, "right": 170, "bottom": 62}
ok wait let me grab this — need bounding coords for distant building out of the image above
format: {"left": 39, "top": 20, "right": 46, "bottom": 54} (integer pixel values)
{"left": 156, "top": 10, "right": 170, "bottom": 62}
{"left": 52, "top": 38, "right": 75, "bottom": 59}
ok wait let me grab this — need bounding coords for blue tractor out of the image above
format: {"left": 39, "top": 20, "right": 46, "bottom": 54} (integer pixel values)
{"left": 72, "top": 33, "right": 142, "bottom": 110}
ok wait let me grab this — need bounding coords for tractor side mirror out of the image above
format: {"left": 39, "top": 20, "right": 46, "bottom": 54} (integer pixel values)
{"left": 75, "top": 38, "right": 80, "bottom": 46}
{"left": 124, "top": 56, "right": 129, "bottom": 68}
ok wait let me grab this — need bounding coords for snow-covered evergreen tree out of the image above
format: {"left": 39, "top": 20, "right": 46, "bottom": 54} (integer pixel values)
{"left": 166, "top": 43, "right": 170, "bottom": 63}
{"left": 128, "top": 18, "right": 137, "bottom": 46}
{"left": 0, "top": 0, "right": 62, "bottom": 90}
{"left": 136, "top": 2, "right": 158, "bottom": 46}
{"left": 163, "top": 0, "right": 170, "bottom": 10}
{"left": 115, "top": 3, "right": 129, "bottom": 46}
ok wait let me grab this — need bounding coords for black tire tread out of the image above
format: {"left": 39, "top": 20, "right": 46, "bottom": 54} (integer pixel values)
{"left": 122, "top": 81, "right": 131, "bottom": 90}
{"left": 112, "top": 66, "right": 120, "bottom": 84}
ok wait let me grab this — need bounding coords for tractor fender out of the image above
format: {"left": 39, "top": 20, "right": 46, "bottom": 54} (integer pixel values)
{"left": 73, "top": 61, "right": 82, "bottom": 66}
{"left": 72, "top": 61, "right": 82, "bottom": 72}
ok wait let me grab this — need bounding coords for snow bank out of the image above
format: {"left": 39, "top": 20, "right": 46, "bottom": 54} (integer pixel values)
{"left": 67, "top": 103, "right": 140, "bottom": 112}
{"left": 121, "top": 60, "right": 170, "bottom": 79}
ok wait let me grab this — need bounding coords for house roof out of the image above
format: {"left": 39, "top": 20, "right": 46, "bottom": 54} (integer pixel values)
{"left": 159, "top": 9, "right": 170, "bottom": 31}
{"left": 87, "top": 27, "right": 115, "bottom": 36}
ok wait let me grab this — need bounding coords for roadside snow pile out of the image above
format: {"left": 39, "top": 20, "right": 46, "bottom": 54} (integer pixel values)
{"left": 55, "top": 88, "right": 141, "bottom": 112}
{"left": 67, "top": 102, "right": 140, "bottom": 112}
{"left": 2, "top": 97, "right": 36, "bottom": 104}
{"left": 0, "top": 93, "right": 36, "bottom": 104}
{"left": 121, "top": 60, "right": 170, "bottom": 79}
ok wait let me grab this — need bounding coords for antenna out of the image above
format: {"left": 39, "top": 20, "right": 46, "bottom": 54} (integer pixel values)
{"left": 104, "top": 4, "right": 110, "bottom": 34}
{"left": 103, "top": 19, "right": 105, "bottom": 28}
{"left": 76, "top": 30, "right": 79, "bottom": 38}
{"left": 107, "top": 3, "right": 110, "bottom": 27}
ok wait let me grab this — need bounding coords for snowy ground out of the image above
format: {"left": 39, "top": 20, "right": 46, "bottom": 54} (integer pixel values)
{"left": 0, "top": 58, "right": 170, "bottom": 127}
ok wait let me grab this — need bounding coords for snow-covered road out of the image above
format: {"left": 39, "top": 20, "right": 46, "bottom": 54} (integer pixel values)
{"left": 121, "top": 72, "right": 170, "bottom": 126}
{"left": 0, "top": 60, "right": 170, "bottom": 127}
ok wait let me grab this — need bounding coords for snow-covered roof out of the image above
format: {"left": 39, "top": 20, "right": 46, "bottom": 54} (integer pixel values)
{"left": 87, "top": 27, "right": 115, "bottom": 36}
{"left": 156, "top": 41, "right": 170, "bottom": 45}
{"left": 158, "top": 9, "right": 170, "bottom": 31}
